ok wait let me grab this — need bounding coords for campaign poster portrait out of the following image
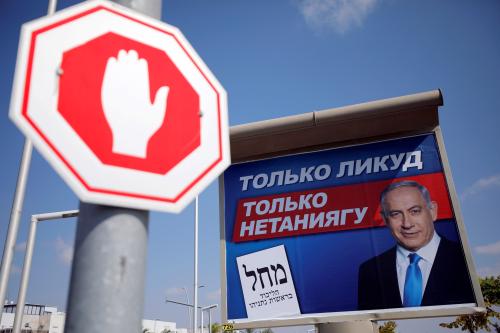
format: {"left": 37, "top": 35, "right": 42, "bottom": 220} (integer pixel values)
{"left": 221, "top": 133, "right": 479, "bottom": 324}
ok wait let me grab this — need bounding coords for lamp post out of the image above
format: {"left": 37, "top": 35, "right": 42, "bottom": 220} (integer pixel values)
{"left": 195, "top": 285, "right": 204, "bottom": 333}
{"left": 176, "top": 285, "right": 204, "bottom": 333}
{"left": 165, "top": 293, "right": 210, "bottom": 333}
{"left": 201, "top": 304, "right": 217, "bottom": 333}
{"left": 12, "top": 210, "right": 78, "bottom": 333}
{"left": 180, "top": 287, "right": 191, "bottom": 333}
{"left": 193, "top": 197, "right": 199, "bottom": 333}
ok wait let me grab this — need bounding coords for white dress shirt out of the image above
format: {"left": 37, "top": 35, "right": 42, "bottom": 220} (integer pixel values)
{"left": 396, "top": 232, "right": 441, "bottom": 302}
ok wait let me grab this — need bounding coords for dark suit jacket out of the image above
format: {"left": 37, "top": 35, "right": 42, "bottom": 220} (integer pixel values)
{"left": 358, "top": 236, "right": 475, "bottom": 310}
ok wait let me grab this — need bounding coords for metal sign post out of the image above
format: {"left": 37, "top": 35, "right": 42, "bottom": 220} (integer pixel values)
{"left": 64, "top": 203, "right": 149, "bottom": 333}
{"left": 63, "top": 2, "right": 160, "bottom": 333}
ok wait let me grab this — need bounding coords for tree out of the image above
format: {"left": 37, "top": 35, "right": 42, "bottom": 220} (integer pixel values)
{"left": 379, "top": 321, "right": 397, "bottom": 333}
{"left": 440, "top": 275, "right": 500, "bottom": 333}
{"left": 211, "top": 323, "right": 222, "bottom": 333}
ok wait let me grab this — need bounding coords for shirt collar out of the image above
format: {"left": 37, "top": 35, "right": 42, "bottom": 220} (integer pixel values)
{"left": 396, "top": 231, "right": 441, "bottom": 263}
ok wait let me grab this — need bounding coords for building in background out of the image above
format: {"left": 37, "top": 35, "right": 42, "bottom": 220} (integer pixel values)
{"left": 1, "top": 303, "right": 186, "bottom": 333}
{"left": 1, "top": 303, "right": 65, "bottom": 333}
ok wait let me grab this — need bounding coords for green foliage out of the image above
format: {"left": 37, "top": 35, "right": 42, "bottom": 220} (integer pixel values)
{"left": 211, "top": 323, "right": 222, "bottom": 333}
{"left": 379, "top": 320, "right": 397, "bottom": 333}
{"left": 482, "top": 275, "right": 500, "bottom": 304}
{"left": 439, "top": 275, "right": 500, "bottom": 333}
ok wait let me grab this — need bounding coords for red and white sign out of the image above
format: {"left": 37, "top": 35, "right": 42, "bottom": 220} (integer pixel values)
{"left": 9, "top": 0, "right": 230, "bottom": 212}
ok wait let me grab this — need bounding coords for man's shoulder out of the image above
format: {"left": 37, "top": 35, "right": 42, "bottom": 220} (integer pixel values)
{"left": 360, "top": 246, "right": 396, "bottom": 270}
{"left": 439, "top": 235, "right": 461, "bottom": 247}
{"left": 437, "top": 235, "right": 463, "bottom": 255}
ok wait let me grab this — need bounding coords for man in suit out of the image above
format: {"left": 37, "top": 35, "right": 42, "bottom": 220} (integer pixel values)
{"left": 357, "top": 180, "right": 475, "bottom": 310}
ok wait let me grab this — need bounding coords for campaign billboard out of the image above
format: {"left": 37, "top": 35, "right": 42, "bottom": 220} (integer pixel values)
{"left": 220, "top": 133, "right": 480, "bottom": 325}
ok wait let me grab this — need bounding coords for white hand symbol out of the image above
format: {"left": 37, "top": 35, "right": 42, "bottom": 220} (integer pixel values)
{"left": 101, "top": 49, "right": 169, "bottom": 158}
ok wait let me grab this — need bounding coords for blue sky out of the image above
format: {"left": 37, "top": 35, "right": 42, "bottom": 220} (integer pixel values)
{"left": 0, "top": 0, "right": 499, "bottom": 332}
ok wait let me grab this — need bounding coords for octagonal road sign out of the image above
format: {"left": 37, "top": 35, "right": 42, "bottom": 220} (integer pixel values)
{"left": 9, "top": 0, "right": 230, "bottom": 213}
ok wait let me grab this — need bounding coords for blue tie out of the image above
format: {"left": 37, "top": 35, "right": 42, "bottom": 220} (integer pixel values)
{"left": 403, "top": 253, "right": 423, "bottom": 307}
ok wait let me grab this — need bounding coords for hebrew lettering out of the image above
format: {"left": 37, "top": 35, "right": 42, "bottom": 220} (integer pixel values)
{"left": 242, "top": 264, "right": 257, "bottom": 291}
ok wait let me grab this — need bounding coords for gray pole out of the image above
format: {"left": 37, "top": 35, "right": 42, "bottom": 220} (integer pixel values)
{"left": 193, "top": 197, "right": 199, "bottom": 333}
{"left": 64, "top": 203, "right": 149, "bottom": 333}
{"left": 12, "top": 215, "right": 37, "bottom": 333}
{"left": 63, "top": 1, "right": 160, "bottom": 333}
{"left": 0, "top": 140, "right": 32, "bottom": 319}
{"left": 208, "top": 311, "right": 211, "bottom": 333}
{"left": 0, "top": 0, "right": 57, "bottom": 319}
{"left": 200, "top": 307, "right": 204, "bottom": 333}
{"left": 181, "top": 287, "right": 192, "bottom": 333}
{"left": 208, "top": 308, "right": 211, "bottom": 333}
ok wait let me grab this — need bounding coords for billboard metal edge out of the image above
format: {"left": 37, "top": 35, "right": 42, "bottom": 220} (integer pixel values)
{"left": 433, "top": 127, "right": 485, "bottom": 308}
{"left": 219, "top": 90, "right": 485, "bottom": 327}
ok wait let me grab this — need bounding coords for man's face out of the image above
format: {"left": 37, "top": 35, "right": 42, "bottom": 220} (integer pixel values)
{"left": 382, "top": 186, "right": 438, "bottom": 252}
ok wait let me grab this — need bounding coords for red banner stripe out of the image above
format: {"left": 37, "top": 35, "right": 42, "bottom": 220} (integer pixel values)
{"left": 232, "top": 173, "right": 453, "bottom": 242}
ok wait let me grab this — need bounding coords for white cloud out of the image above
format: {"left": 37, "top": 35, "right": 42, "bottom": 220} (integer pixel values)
{"left": 297, "top": 0, "right": 378, "bottom": 34}
{"left": 477, "top": 262, "right": 500, "bottom": 277}
{"left": 461, "top": 174, "right": 500, "bottom": 201}
{"left": 475, "top": 240, "right": 500, "bottom": 255}
{"left": 55, "top": 237, "right": 73, "bottom": 266}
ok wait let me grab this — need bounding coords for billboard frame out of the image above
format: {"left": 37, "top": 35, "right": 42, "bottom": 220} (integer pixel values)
{"left": 219, "top": 90, "right": 485, "bottom": 328}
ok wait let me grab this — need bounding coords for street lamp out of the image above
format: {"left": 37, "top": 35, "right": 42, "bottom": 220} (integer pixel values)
{"left": 200, "top": 304, "right": 217, "bottom": 333}
{"left": 165, "top": 284, "right": 205, "bottom": 333}
{"left": 12, "top": 210, "right": 78, "bottom": 333}
{"left": 179, "top": 287, "right": 191, "bottom": 333}
{"left": 164, "top": 300, "right": 216, "bottom": 333}
{"left": 177, "top": 285, "right": 204, "bottom": 333}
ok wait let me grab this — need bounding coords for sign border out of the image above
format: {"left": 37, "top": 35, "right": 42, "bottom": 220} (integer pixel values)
{"left": 9, "top": 0, "right": 230, "bottom": 213}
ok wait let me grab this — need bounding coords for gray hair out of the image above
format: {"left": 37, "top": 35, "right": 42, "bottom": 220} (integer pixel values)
{"left": 380, "top": 180, "right": 433, "bottom": 219}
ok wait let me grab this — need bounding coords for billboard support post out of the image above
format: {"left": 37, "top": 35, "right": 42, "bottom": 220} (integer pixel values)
{"left": 317, "top": 322, "right": 378, "bottom": 333}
